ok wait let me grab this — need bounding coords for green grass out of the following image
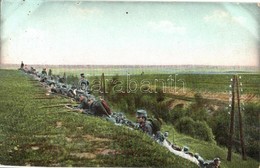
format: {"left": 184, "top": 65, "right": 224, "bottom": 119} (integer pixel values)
{"left": 162, "top": 125, "right": 259, "bottom": 168}
{"left": 85, "top": 73, "right": 260, "bottom": 95}
{"left": 0, "top": 69, "right": 258, "bottom": 167}
{"left": 0, "top": 69, "right": 197, "bottom": 167}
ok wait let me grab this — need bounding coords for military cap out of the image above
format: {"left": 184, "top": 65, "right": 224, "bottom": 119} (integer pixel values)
{"left": 183, "top": 146, "right": 189, "bottom": 152}
{"left": 136, "top": 109, "right": 147, "bottom": 118}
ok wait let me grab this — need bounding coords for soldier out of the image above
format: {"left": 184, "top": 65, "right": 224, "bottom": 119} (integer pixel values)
{"left": 40, "top": 68, "right": 48, "bottom": 82}
{"left": 76, "top": 95, "right": 89, "bottom": 110}
{"left": 30, "top": 67, "right": 36, "bottom": 74}
{"left": 194, "top": 153, "right": 205, "bottom": 167}
{"left": 57, "top": 75, "right": 65, "bottom": 83}
{"left": 20, "top": 61, "right": 24, "bottom": 69}
{"left": 42, "top": 68, "right": 47, "bottom": 75}
{"left": 78, "top": 73, "right": 89, "bottom": 91}
{"left": 86, "top": 95, "right": 109, "bottom": 117}
{"left": 204, "top": 158, "right": 221, "bottom": 168}
{"left": 48, "top": 69, "right": 52, "bottom": 76}
{"left": 80, "top": 73, "right": 84, "bottom": 79}
{"left": 136, "top": 109, "right": 153, "bottom": 137}
{"left": 24, "top": 64, "right": 28, "bottom": 72}
{"left": 183, "top": 146, "right": 190, "bottom": 154}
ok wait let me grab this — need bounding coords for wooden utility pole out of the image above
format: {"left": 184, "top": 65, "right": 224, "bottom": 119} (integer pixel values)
{"left": 227, "top": 75, "right": 247, "bottom": 161}
{"left": 227, "top": 75, "right": 236, "bottom": 161}
{"left": 101, "top": 73, "right": 106, "bottom": 99}
{"left": 236, "top": 76, "right": 247, "bottom": 160}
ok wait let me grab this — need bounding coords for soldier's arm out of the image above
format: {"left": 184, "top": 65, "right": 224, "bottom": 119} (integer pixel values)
{"left": 146, "top": 124, "right": 153, "bottom": 137}
{"left": 82, "top": 109, "right": 95, "bottom": 115}
{"left": 77, "top": 102, "right": 83, "bottom": 109}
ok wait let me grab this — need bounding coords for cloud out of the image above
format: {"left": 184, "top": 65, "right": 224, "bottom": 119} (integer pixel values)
{"left": 148, "top": 20, "right": 186, "bottom": 34}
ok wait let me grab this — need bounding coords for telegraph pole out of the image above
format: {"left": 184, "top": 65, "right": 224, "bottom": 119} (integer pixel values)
{"left": 101, "top": 73, "right": 106, "bottom": 99}
{"left": 227, "top": 75, "right": 247, "bottom": 161}
{"left": 236, "top": 76, "right": 247, "bottom": 160}
{"left": 227, "top": 75, "right": 236, "bottom": 161}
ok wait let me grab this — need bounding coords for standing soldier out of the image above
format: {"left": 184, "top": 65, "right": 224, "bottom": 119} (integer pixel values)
{"left": 20, "top": 61, "right": 24, "bottom": 69}
{"left": 48, "top": 69, "right": 52, "bottom": 76}
{"left": 78, "top": 73, "right": 89, "bottom": 91}
{"left": 136, "top": 109, "right": 153, "bottom": 137}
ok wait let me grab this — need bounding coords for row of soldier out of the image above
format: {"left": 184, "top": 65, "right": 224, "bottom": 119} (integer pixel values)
{"left": 19, "top": 63, "right": 220, "bottom": 168}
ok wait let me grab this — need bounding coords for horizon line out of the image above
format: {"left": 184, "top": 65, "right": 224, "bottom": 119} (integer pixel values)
{"left": 0, "top": 63, "right": 259, "bottom": 68}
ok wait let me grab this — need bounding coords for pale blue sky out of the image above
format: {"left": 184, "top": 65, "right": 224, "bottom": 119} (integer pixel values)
{"left": 1, "top": 1, "right": 259, "bottom": 66}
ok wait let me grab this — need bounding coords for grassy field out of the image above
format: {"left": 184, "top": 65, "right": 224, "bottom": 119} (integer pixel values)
{"left": 92, "top": 73, "right": 260, "bottom": 94}
{"left": 0, "top": 69, "right": 197, "bottom": 167}
{"left": 0, "top": 69, "right": 259, "bottom": 167}
{"left": 2, "top": 64, "right": 259, "bottom": 76}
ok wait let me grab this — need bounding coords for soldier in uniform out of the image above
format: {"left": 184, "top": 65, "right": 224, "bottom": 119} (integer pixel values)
{"left": 40, "top": 68, "right": 48, "bottom": 82}
{"left": 204, "top": 157, "right": 221, "bottom": 168}
{"left": 24, "top": 65, "right": 28, "bottom": 72}
{"left": 86, "top": 95, "right": 109, "bottom": 117}
{"left": 76, "top": 94, "right": 89, "bottom": 110}
{"left": 194, "top": 153, "right": 205, "bottom": 167}
{"left": 136, "top": 109, "right": 153, "bottom": 137}
{"left": 21, "top": 61, "right": 24, "bottom": 69}
{"left": 42, "top": 68, "right": 47, "bottom": 75}
{"left": 78, "top": 73, "right": 89, "bottom": 91}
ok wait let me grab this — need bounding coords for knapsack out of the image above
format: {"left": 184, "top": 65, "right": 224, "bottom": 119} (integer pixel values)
{"left": 100, "top": 99, "right": 112, "bottom": 115}
{"left": 147, "top": 118, "right": 162, "bottom": 135}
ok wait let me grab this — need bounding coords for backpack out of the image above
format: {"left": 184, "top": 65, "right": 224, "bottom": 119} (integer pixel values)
{"left": 147, "top": 117, "right": 162, "bottom": 135}
{"left": 100, "top": 99, "right": 112, "bottom": 115}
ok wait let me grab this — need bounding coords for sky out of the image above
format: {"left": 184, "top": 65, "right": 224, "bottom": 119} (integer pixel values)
{"left": 1, "top": 1, "right": 259, "bottom": 66}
